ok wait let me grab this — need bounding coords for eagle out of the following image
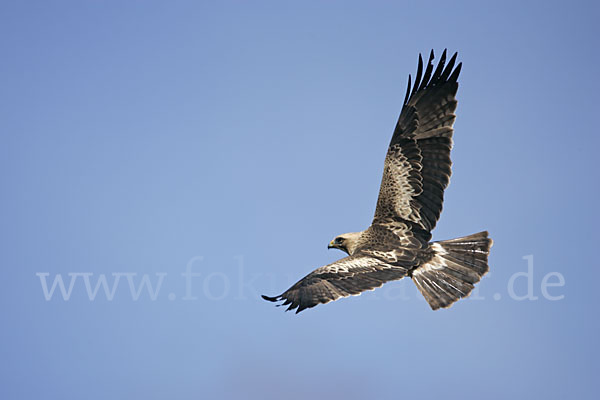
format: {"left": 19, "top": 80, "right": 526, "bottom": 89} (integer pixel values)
{"left": 262, "top": 50, "right": 492, "bottom": 313}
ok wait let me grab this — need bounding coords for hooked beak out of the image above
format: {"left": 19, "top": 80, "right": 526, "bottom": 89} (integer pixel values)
{"left": 328, "top": 241, "right": 335, "bottom": 249}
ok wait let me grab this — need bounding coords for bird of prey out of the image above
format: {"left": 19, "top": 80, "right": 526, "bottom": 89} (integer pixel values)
{"left": 262, "top": 50, "right": 492, "bottom": 313}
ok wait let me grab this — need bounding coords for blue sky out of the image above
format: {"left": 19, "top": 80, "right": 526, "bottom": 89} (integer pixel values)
{"left": 1, "top": 1, "right": 599, "bottom": 399}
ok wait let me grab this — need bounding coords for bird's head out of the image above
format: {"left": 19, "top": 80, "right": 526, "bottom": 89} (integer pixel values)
{"left": 328, "top": 232, "right": 362, "bottom": 255}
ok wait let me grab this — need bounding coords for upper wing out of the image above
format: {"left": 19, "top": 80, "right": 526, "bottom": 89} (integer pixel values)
{"left": 262, "top": 255, "right": 410, "bottom": 313}
{"left": 373, "top": 50, "right": 461, "bottom": 238}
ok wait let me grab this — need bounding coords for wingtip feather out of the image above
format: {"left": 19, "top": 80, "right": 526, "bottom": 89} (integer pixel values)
{"left": 449, "top": 62, "right": 462, "bottom": 83}
{"left": 261, "top": 294, "right": 280, "bottom": 302}
{"left": 403, "top": 74, "right": 412, "bottom": 104}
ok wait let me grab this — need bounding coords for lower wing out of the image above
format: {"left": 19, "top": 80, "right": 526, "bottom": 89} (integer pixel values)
{"left": 262, "top": 255, "right": 409, "bottom": 313}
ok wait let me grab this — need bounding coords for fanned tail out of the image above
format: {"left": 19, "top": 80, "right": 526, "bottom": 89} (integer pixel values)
{"left": 412, "top": 231, "right": 492, "bottom": 310}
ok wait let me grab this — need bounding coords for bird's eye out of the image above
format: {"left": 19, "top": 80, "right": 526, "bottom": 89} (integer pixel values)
{"left": 335, "top": 237, "right": 344, "bottom": 244}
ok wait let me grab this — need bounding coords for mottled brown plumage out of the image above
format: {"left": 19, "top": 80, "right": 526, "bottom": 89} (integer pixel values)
{"left": 262, "top": 50, "right": 492, "bottom": 313}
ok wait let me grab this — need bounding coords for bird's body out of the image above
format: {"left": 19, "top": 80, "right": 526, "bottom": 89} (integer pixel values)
{"left": 263, "top": 50, "right": 492, "bottom": 313}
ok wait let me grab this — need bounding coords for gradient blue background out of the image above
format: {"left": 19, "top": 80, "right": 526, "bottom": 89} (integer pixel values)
{"left": 1, "top": 1, "right": 598, "bottom": 399}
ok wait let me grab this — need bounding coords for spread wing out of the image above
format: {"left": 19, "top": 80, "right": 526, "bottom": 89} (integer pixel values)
{"left": 373, "top": 50, "right": 461, "bottom": 240}
{"left": 262, "top": 255, "right": 410, "bottom": 313}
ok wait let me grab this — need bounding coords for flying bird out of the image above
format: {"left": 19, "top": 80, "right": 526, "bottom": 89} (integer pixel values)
{"left": 262, "top": 50, "right": 492, "bottom": 313}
